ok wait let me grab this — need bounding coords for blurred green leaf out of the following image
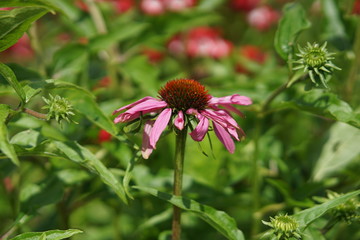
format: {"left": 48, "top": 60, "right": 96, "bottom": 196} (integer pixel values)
{"left": 51, "top": 44, "right": 88, "bottom": 82}
{"left": 89, "top": 23, "right": 148, "bottom": 52}
{"left": 293, "top": 189, "right": 360, "bottom": 229}
{"left": 53, "top": 140, "right": 128, "bottom": 204}
{"left": 10, "top": 229, "right": 83, "bottom": 240}
{"left": 20, "top": 176, "right": 64, "bottom": 212}
{"left": 274, "top": 3, "right": 311, "bottom": 60}
{"left": 0, "top": 63, "right": 26, "bottom": 103}
{"left": 312, "top": 122, "right": 360, "bottom": 181}
{"left": 280, "top": 90, "right": 360, "bottom": 128}
{"left": 0, "top": 104, "right": 20, "bottom": 166}
{"left": 322, "top": 0, "right": 350, "bottom": 49}
{"left": 120, "top": 56, "right": 159, "bottom": 95}
{"left": 10, "top": 128, "right": 44, "bottom": 149}
{"left": 0, "top": 7, "right": 49, "bottom": 52}
{"left": 134, "top": 186, "right": 245, "bottom": 240}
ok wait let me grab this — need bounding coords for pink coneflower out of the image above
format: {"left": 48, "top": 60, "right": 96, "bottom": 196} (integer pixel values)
{"left": 247, "top": 6, "right": 280, "bottom": 31}
{"left": 113, "top": 79, "right": 251, "bottom": 159}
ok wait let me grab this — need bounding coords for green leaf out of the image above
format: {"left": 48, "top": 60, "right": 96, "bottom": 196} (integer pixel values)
{"left": 120, "top": 56, "right": 159, "bottom": 95}
{"left": 89, "top": 23, "right": 148, "bottom": 52}
{"left": 274, "top": 3, "right": 311, "bottom": 60}
{"left": 51, "top": 44, "right": 89, "bottom": 82}
{"left": 312, "top": 122, "right": 360, "bottom": 180}
{"left": 0, "top": 7, "right": 49, "bottom": 52}
{"left": 53, "top": 140, "right": 128, "bottom": 204}
{"left": 0, "top": 0, "right": 60, "bottom": 12}
{"left": 10, "top": 229, "right": 83, "bottom": 240}
{"left": 0, "top": 63, "right": 26, "bottom": 103}
{"left": 280, "top": 90, "right": 360, "bottom": 128}
{"left": 10, "top": 128, "right": 44, "bottom": 149}
{"left": 293, "top": 189, "right": 360, "bottom": 229}
{"left": 0, "top": 104, "right": 20, "bottom": 166}
{"left": 134, "top": 186, "right": 245, "bottom": 240}
{"left": 20, "top": 176, "right": 64, "bottom": 212}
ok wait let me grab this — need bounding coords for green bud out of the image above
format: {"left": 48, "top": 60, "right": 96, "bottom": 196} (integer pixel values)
{"left": 42, "top": 94, "right": 77, "bottom": 124}
{"left": 293, "top": 42, "right": 341, "bottom": 88}
{"left": 262, "top": 214, "right": 302, "bottom": 240}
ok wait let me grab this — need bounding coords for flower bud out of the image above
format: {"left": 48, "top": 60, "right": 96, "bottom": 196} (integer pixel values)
{"left": 42, "top": 94, "right": 76, "bottom": 124}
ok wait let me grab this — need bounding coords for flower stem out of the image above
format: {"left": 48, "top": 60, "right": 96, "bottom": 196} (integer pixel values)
{"left": 172, "top": 128, "right": 187, "bottom": 240}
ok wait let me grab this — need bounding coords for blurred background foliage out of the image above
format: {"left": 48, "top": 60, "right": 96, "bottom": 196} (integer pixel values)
{"left": 0, "top": 0, "right": 359, "bottom": 239}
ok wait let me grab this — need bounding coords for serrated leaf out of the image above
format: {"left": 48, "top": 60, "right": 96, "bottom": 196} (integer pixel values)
{"left": 0, "top": 7, "right": 49, "bottom": 52}
{"left": 53, "top": 140, "right": 128, "bottom": 204}
{"left": 10, "top": 229, "right": 83, "bottom": 240}
{"left": 0, "top": 63, "right": 26, "bottom": 103}
{"left": 274, "top": 3, "right": 311, "bottom": 60}
{"left": 134, "top": 186, "right": 245, "bottom": 240}
{"left": 312, "top": 122, "right": 360, "bottom": 180}
{"left": 0, "top": 104, "right": 20, "bottom": 166}
{"left": 293, "top": 189, "right": 360, "bottom": 229}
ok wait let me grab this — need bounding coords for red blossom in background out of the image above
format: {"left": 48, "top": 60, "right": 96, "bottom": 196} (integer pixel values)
{"left": 142, "top": 47, "right": 164, "bottom": 63}
{"left": 3, "top": 35, "right": 34, "bottom": 62}
{"left": 247, "top": 6, "right": 280, "bottom": 31}
{"left": 114, "top": 0, "right": 134, "bottom": 13}
{"left": 230, "top": 0, "right": 260, "bottom": 12}
{"left": 235, "top": 45, "right": 267, "bottom": 74}
{"left": 165, "top": 0, "right": 196, "bottom": 12}
{"left": 168, "top": 27, "right": 233, "bottom": 58}
{"left": 353, "top": 0, "right": 360, "bottom": 15}
{"left": 98, "top": 129, "right": 112, "bottom": 143}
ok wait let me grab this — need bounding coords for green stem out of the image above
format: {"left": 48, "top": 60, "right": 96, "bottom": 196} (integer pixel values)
{"left": 28, "top": 23, "right": 46, "bottom": 76}
{"left": 172, "top": 128, "right": 187, "bottom": 240}
{"left": 345, "top": 18, "right": 360, "bottom": 103}
{"left": 250, "top": 116, "right": 262, "bottom": 238}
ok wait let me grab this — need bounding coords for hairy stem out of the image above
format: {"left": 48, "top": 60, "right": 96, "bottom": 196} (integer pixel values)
{"left": 172, "top": 129, "right": 187, "bottom": 240}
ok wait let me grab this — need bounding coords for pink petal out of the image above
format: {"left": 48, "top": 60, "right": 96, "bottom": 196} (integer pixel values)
{"left": 150, "top": 108, "right": 172, "bottom": 148}
{"left": 201, "top": 109, "right": 239, "bottom": 130}
{"left": 213, "top": 122, "right": 235, "bottom": 153}
{"left": 142, "top": 120, "right": 155, "bottom": 159}
{"left": 114, "top": 99, "right": 167, "bottom": 123}
{"left": 209, "top": 94, "right": 252, "bottom": 106}
{"left": 113, "top": 96, "right": 157, "bottom": 114}
{"left": 174, "top": 111, "right": 185, "bottom": 130}
{"left": 190, "top": 115, "right": 209, "bottom": 141}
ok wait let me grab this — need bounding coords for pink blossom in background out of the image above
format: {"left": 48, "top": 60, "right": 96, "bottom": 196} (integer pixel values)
{"left": 0, "top": 7, "right": 13, "bottom": 10}
{"left": 168, "top": 27, "right": 233, "bottom": 58}
{"left": 113, "top": 79, "right": 251, "bottom": 159}
{"left": 247, "top": 6, "right": 280, "bottom": 31}
{"left": 140, "top": 0, "right": 166, "bottom": 15}
{"left": 230, "top": 0, "right": 260, "bottom": 12}
{"left": 165, "top": 0, "right": 196, "bottom": 12}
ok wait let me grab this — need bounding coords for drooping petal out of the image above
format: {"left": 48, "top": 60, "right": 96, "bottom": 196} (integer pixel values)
{"left": 141, "top": 120, "right": 155, "bottom": 159}
{"left": 114, "top": 99, "right": 167, "bottom": 123}
{"left": 186, "top": 108, "right": 199, "bottom": 115}
{"left": 113, "top": 96, "right": 157, "bottom": 114}
{"left": 208, "top": 94, "right": 252, "bottom": 106}
{"left": 174, "top": 111, "right": 185, "bottom": 130}
{"left": 201, "top": 109, "right": 239, "bottom": 130}
{"left": 190, "top": 115, "right": 209, "bottom": 141}
{"left": 150, "top": 108, "right": 172, "bottom": 148}
{"left": 213, "top": 121, "right": 235, "bottom": 154}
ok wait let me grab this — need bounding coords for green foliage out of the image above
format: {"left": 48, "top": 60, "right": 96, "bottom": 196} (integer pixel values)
{"left": 10, "top": 229, "right": 83, "bottom": 240}
{"left": 0, "top": 1, "right": 359, "bottom": 240}
{"left": 274, "top": 3, "right": 311, "bottom": 60}
{"left": 134, "top": 186, "right": 245, "bottom": 240}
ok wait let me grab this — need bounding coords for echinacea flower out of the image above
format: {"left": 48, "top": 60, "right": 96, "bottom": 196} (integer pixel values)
{"left": 113, "top": 79, "right": 252, "bottom": 159}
